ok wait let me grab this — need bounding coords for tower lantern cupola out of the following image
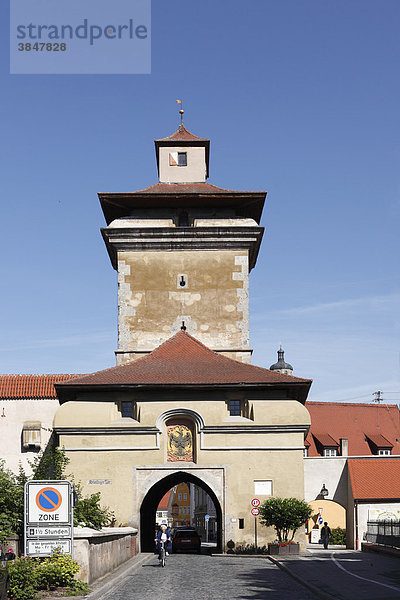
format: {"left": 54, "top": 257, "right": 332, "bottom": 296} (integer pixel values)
{"left": 154, "top": 124, "right": 210, "bottom": 183}
{"left": 270, "top": 347, "right": 293, "bottom": 375}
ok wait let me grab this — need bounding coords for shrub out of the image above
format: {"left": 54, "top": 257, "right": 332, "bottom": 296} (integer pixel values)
{"left": 330, "top": 527, "right": 346, "bottom": 545}
{"left": 8, "top": 556, "right": 38, "bottom": 600}
{"left": 36, "top": 550, "right": 80, "bottom": 590}
{"left": 73, "top": 491, "right": 114, "bottom": 530}
{"left": 259, "top": 497, "right": 313, "bottom": 543}
{"left": 233, "top": 544, "right": 269, "bottom": 554}
{"left": 66, "top": 579, "right": 90, "bottom": 596}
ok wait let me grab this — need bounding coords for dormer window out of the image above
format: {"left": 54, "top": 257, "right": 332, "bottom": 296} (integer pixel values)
{"left": 378, "top": 449, "right": 391, "bottom": 456}
{"left": 323, "top": 448, "right": 337, "bottom": 457}
{"left": 169, "top": 152, "right": 187, "bottom": 166}
{"left": 365, "top": 433, "right": 393, "bottom": 456}
{"left": 312, "top": 433, "right": 339, "bottom": 457}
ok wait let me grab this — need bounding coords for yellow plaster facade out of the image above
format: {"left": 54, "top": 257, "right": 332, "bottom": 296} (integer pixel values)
{"left": 54, "top": 394, "right": 311, "bottom": 549}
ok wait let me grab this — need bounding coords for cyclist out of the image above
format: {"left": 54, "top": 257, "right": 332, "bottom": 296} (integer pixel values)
{"left": 155, "top": 524, "right": 172, "bottom": 563}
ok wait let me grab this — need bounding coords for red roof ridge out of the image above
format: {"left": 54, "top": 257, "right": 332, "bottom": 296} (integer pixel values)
{"left": 57, "top": 330, "right": 312, "bottom": 390}
{"left": 172, "top": 331, "right": 312, "bottom": 382}
{"left": 0, "top": 373, "right": 81, "bottom": 377}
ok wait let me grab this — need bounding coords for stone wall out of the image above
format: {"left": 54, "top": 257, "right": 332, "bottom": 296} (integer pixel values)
{"left": 73, "top": 527, "right": 137, "bottom": 584}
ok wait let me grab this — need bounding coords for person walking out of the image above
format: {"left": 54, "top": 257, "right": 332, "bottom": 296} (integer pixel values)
{"left": 155, "top": 524, "right": 172, "bottom": 562}
{"left": 320, "top": 522, "right": 331, "bottom": 549}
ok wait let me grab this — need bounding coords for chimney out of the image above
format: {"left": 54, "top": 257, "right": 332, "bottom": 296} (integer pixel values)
{"left": 340, "top": 438, "right": 348, "bottom": 457}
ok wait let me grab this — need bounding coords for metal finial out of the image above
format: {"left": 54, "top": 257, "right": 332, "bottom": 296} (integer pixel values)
{"left": 176, "top": 99, "right": 184, "bottom": 126}
{"left": 181, "top": 321, "right": 187, "bottom": 331}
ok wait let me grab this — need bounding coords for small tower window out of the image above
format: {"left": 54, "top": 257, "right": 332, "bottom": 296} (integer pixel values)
{"left": 169, "top": 152, "right": 187, "bottom": 166}
{"left": 178, "top": 152, "right": 187, "bottom": 166}
{"left": 121, "top": 401, "right": 133, "bottom": 418}
{"left": 229, "top": 400, "right": 241, "bottom": 416}
{"left": 178, "top": 211, "right": 189, "bottom": 227}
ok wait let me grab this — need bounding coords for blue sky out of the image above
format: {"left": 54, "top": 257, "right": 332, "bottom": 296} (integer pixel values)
{"left": 1, "top": 0, "right": 399, "bottom": 403}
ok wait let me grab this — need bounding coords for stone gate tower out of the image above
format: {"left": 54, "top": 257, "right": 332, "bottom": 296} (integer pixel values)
{"left": 99, "top": 121, "right": 266, "bottom": 365}
{"left": 55, "top": 118, "right": 312, "bottom": 552}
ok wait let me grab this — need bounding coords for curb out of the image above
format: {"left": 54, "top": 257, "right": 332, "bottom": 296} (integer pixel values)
{"left": 267, "top": 556, "right": 337, "bottom": 600}
{"left": 362, "top": 543, "right": 400, "bottom": 559}
{"left": 86, "top": 553, "right": 153, "bottom": 600}
{"left": 210, "top": 553, "right": 268, "bottom": 558}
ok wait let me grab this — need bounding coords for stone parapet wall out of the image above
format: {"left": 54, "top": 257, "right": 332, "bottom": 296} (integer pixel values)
{"left": 73, "top": 526, "right": 137, "bottom": 584}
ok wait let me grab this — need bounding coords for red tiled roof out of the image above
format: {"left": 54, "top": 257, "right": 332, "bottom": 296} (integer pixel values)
{"left": 99, "top": 183, "right": 266, "bottom": 225}
{"left": 56, "top": 331, "right": 311, "bottom": 399}
{"left": 122, "top": 182, "right": 263, "bottom": 196}
{"left": 349, "top": 459, "right": 400, "bottom": 499}
{"left": 0, "top": 374, "right": 84, "bottom": 399}
{"left": 158, "top": 490, "right": 172, "bottom": 511}
{"left": 312, "top": 432, "right": 338, "bottom": 447}
{"left": 365, "top": 433, "right": 393, "bottom": 447}
{"left": 155, "top": 124, "right": 209, "bottom": 143}
{"left": 305, "top": 402, "right": 400, "bottom": 456}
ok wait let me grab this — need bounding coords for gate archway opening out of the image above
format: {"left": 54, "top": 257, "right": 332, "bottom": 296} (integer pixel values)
{"left": 140, "top": 471, "right": 222, "bottom": 552}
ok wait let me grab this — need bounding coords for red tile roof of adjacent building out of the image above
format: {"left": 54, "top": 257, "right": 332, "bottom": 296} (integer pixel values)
{"left": 348, "top": 459, "right": 400, "bottom": 499}
{"left": 312, "top": 432, "right": 338, "bottom": 447}
{"left": 155, "top": 124, "right": 209, "bottom": 143}
{"left": 158, "top": 490, "right": 172, "bottom": 511}
{"left": 56, "top": 331, "right": 311, "bottom": 401}
{"left": 305, "top": 401, "right": 400, "bottom": 456}
{"left": 365, "top": 433, "right": 393, "bottom": 447}
{"left": 0, "top": 374, "right": 84, "bottom": 399}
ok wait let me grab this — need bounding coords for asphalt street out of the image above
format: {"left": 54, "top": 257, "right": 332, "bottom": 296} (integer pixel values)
{"left": 101, "top": 553, "right": 317, "bottom": 600}
{"left": 276, "top": 548, "right": 400, "bottom": 600}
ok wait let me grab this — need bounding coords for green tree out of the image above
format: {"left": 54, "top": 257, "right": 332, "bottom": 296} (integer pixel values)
{"left": 0, "top": 461, "right": 27, "bottom": 541}
{"left": 259, "top": 497, "right": 312, "bottom": 543}
{"left": 0, "top": 442, "right": 113, "bottom": 541}
{"left": 32, "top": 442, "right": 113, "bottom": 529}
{"left": 29, "top": 433, "right": 69, "bottom": 481}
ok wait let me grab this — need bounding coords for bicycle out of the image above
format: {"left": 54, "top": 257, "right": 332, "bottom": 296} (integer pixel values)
{"left": 159, "top": 540, "right": 166, "bottom": 567}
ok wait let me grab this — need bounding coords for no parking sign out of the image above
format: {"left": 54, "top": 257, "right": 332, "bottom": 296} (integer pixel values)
{"left": 27, "top": 482, "right": 71, "bottom": 523}
{"left": 25, "top": 481, "right": 73, "bottom": 557}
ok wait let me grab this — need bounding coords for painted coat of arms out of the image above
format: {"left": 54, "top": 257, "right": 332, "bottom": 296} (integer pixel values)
{"left": 167, "top": 425, "right": 193, "bottom": 462}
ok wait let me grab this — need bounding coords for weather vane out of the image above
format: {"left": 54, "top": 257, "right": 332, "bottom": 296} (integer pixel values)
{"left": 176, "top": 99, "right": 184, "bottom": 125}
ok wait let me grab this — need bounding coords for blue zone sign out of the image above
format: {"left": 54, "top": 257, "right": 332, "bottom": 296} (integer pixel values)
{"left": 25, "top": 481, "right": 73, "bottom": 557}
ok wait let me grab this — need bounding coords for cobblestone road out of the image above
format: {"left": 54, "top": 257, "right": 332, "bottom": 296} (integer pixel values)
{"left": 102, "top": 553, "right": 317, "bottom": 600}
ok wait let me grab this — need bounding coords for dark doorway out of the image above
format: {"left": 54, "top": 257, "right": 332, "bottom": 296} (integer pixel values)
{"left": 140, "top": 471, "right": 222, "bottom": 552}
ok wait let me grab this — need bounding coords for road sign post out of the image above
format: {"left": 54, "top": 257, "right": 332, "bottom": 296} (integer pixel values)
{"left": 24, "top": 481, "right": 74, "bottom": 557}
{"left": 205, "top": 514, "right": 210, "bottom": 543}
{"left": 251, "top": 500, "right": 260, "bottom": 553}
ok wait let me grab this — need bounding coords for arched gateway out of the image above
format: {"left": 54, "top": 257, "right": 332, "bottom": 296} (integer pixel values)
{"left": 53, "top": 119, "right": 312, "bottom": 551}
{"left": 140, "top": 471, "right": 222, "bottom": 551}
